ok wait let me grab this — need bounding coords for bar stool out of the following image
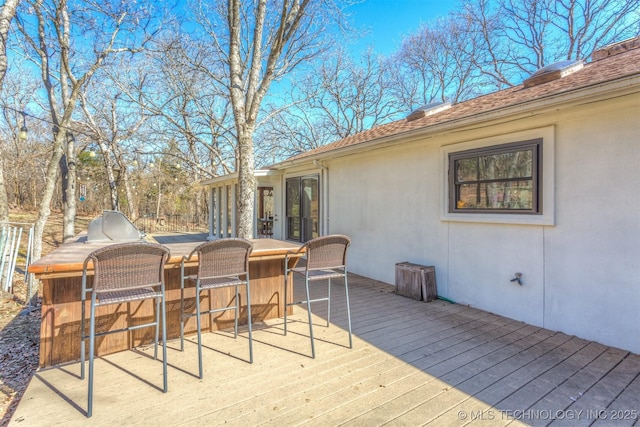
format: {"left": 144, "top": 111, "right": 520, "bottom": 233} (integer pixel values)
{"left": 284, "top": 234, "right": 353, "bottom": 358}
{"left": 80, "top": 242, "right": 170, "bottom": 417}
{"left": 180, "top": 238, "right": 253, "bottom": 379}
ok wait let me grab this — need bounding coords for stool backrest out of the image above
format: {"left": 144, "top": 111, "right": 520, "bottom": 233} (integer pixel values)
{"left": 193, "top": 238, "right": 253, "bottom": 279}
{"left": 305, "top": 235, "right": 350, "bottom": 271}
{"left": 85, "top": 242, "right": 170, "bottom": 294}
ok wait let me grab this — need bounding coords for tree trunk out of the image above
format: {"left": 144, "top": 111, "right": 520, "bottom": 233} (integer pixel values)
{"left": 122, "top": 169, "right": 136, "bottom": 219}
{"left": 61, "top": 132, "right": 77, "bottom": 241}
{"left": 227, "top": 0, "right": 254, "bottom": 239}
{"left": 0, "top": 157, "right": 8, "bottom": 222}
{"left": 155, "top": 180, "right": 162, "bottom": 220}
{"left": 100, "top": 148, "right": 118, "bottom": 211}
{"left": 32, "top": 131, "right": 66, "bottom": 272}
{"left": 225, "top": 0, "right": 316, "bottom": 239}
{"left": 195, "top": 187, "right": 202, "bottom": 224}
{"left": 0, "top": 0, "right": 19, "bottom": 93}
{"left": 236, "top": 129, "right": 256, "bottom": 238}
{"left": 0, "top": 0, "right": 21, "bottom": 222}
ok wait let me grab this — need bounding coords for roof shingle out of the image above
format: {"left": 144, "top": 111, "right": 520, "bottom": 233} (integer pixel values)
{"left": 279, "top": 40, "right": 640, "bottom": 164}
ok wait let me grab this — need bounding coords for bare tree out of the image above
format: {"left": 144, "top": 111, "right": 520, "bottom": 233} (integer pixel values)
{"left": 259, "top": 48, "right": 399, "bottom": 160}
{"left": 130, "top": 33, "right": 238, "bottom": 177}
{"left": 110, "top": 32, "right": 239, "bottom": 221}
{"left": 499, "top": 0, "right": 555, "bottom": 72}
{"left": 308, "top": 49, "right": 398, "bottom": 138}
{"left": 79, "top": 86, "right": 150, "bottom": 216}
{"left": 0, "top": 71, "right": 50, "bottom": 213}
{"left": 195, "top": 0, "right": 349, "bottom": 238}
{"left": 0, "top": 0, "right": 19, "bottom": 95}
{"left": 0, "top": 0, "right": 21, "bottom": 222}
{"left": 16, "top": 0, "right": 159, "bottom": 262}
{"left": 455, "top": 0, "right": 515, "bottom": 89}
{"left": 457, "top": 0, "right": 640, "bottom": 87}
{"left": 551, "top": 0, "right": 640, "bottom": 60}
{"left": 393, "top": 14, "right": 484, "bottom": 111}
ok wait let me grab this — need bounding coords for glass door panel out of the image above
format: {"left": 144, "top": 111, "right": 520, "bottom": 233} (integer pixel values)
{"left": 286, "top": 178, "right": 301, "bottom": 241}
{"left": 286, "top": 175, "right": 319, "bottom": 242}
{"left": 301, "top": 177, "right": 319, "bottom": 241}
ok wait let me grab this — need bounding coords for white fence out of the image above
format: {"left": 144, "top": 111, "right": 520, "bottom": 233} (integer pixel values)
{"left": 0, "top": 222, "right": 34, "bottom": 297}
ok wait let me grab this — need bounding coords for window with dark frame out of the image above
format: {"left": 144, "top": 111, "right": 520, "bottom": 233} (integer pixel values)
{"left": 448, "top": 139, "right": 542, "bottom": 214}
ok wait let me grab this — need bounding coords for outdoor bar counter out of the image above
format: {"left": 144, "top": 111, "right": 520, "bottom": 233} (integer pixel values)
{"left": 28, "top": 233, "right": 303, "bottom": 367}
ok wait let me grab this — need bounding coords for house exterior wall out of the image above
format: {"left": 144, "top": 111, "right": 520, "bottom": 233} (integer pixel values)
{"left": 324, "top": 93, "right": 640, "bottom": 353}
{"left": 543, "top": 96, "right": 640, "bottom": 352}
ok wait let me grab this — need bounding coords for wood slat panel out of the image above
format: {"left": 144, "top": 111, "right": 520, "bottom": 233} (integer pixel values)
{"left": 36, "top": 236, "right": 301, "bottom": 367}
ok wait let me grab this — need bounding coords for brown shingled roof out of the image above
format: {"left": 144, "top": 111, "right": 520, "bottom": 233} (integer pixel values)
{"left": 274, "top": 40, "right": 640, "bottom": 165}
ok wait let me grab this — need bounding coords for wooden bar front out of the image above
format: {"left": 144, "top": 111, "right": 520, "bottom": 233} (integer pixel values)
{"left": 29, "top": 234, "right": 303, "bottom": 367}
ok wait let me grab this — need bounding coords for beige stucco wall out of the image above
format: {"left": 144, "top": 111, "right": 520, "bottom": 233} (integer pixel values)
{"left": 320, "top": 92, "right": 640, "bottom": 353}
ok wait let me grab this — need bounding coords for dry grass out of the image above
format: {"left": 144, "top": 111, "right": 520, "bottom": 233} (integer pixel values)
{"left": 0, "top": 211, "right": 93, "bottom": 425}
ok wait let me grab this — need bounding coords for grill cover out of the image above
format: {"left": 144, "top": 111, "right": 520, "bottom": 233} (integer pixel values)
{"left": 87, "top": 210, "right": 144, "bottom": 243}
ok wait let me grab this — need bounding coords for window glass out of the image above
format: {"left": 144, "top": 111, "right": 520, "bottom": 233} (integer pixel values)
{"left": 449, "top": 139, "right": 541, "bottom": 213}
{"left": 286, "top": 175, "right": 319, "bottom": 242}
{"left": 286, "top": 178, "right": 301, "bottom": 241}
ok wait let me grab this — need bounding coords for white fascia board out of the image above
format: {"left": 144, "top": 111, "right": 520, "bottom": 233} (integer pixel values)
{"left": 200, "top": 169, "right": 280, "bottom": 187}
{"left": 200, "top": 172, "right": 238, "bottom": 187}
{"left": 254, "top": 169, "right": 281, "bottom": 178}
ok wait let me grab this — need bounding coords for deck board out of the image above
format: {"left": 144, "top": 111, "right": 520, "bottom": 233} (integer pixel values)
{"left": 9, "top": 273, "right": 640, "bottom": 426}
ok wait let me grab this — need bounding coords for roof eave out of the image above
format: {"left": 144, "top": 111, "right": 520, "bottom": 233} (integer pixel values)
{"left": 269, "top": 72, "right": 640, "bottom": 169}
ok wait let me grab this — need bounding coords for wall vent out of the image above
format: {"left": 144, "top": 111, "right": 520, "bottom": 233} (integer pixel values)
{"left": 406, "top": 102, "right": 451, "bottom": 122}
{"left": 523, "top": 60, "right": 584, "bottom": 88}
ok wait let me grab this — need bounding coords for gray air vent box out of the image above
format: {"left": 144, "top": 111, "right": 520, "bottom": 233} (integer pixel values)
{"left": 87, "top": 210, "right": 144, "bottom": 243}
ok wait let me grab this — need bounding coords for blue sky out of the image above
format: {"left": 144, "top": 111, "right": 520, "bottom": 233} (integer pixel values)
{"left": 346, "top": 0, "right": 457, "bottom": 56}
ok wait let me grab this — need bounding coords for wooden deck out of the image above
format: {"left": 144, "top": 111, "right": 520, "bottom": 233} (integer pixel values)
{"left": 10, "top": 273, "right": 640, "bottom": 426}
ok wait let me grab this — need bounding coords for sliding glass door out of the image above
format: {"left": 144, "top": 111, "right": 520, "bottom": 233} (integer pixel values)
{"left": 286, "top": 175, "right": 319, "bottom": 242}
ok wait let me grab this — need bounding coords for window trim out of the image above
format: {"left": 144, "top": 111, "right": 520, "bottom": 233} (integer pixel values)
{"left": 448, "top": 139, "right": 542, "bottom": 214}
{"left": 440, "top": 126, "right": 555, "bottom": 226}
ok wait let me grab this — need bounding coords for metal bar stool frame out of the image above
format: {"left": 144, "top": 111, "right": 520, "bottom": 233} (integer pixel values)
{"left": 284, "top": 234, "right": 353, "bottom": 358}
{"left": 180, "top": 238, "right": 253, "bottom": 379}
{"left": 80, "top": 242, "right": 170, "bottom": 418}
